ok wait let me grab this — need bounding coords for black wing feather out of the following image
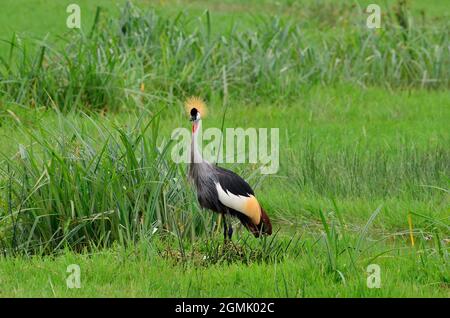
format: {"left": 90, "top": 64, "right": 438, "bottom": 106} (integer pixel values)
{"left": 214, "top": 166, "right": 254, "bottom": 197}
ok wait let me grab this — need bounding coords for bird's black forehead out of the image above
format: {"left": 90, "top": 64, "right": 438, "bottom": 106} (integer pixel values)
{"left": 190, "top": 108, "right": 198, "bottom": 116}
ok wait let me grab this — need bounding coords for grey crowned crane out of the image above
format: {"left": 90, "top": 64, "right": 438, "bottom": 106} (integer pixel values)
{"left": 186, "top": 97, "right": 272, "bottom": 241}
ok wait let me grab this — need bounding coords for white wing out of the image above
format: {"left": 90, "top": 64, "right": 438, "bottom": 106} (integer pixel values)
{"left": 215, "top": 182, "right": 261, "bottom": 225}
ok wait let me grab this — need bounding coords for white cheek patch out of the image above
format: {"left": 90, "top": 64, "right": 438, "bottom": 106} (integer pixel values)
{"left": 215, "top": 182, "right": 261, "bottom": 224}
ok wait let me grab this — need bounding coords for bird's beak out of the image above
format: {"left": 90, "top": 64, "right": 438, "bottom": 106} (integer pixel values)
{"left": 190, "top": 116, "right": 196, "bottom": 122}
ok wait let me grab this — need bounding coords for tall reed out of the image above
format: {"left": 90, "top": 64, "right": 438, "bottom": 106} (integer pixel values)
{"left": 0, "top": 2, "right": 448, "bottom": 112}
{"left": 0, "top": 114, "right": 215, "bottom": 255}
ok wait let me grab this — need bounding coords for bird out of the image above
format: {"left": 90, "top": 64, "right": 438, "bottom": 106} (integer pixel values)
{"left": 185, "top": 97, "right": 272, "bottom": 241}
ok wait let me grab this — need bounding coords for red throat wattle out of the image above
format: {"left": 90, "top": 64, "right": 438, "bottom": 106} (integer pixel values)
{"left": 192, "top": 123, "right": 198, "bottom": 133}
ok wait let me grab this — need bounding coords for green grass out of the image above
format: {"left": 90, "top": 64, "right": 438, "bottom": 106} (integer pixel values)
{"left": 0, "top": 0, "right": 449, "bottom": 297}
{"left": 0, "top": 235, "right": 447, "bottom": 297}
{"left": 0, "top": 85, "right": 448, "bottom": 296}
{"left": 0, "top": 1, "right": 448, "bottom": 113}
{"left": 1, "top": 0, "right": 449, "bottom": 42}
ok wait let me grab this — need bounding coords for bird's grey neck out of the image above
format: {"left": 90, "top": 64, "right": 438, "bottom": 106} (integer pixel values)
{"left": 189, "top": 120, "right": 214, "bottom": 181}
{"left": 191, "top": 120, "right": 205, "bottom": 164}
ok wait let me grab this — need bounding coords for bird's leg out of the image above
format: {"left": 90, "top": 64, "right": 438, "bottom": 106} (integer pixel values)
{"left": 222, "top": 213, "right": 228, "bottom": 243}
{"left": 227, "top": 218, "right": 233, "bottom": 241}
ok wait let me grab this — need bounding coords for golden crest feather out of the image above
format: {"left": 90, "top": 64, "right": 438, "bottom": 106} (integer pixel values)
{"left": 185, "top": 96, "right": 207, "bottom": 117}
